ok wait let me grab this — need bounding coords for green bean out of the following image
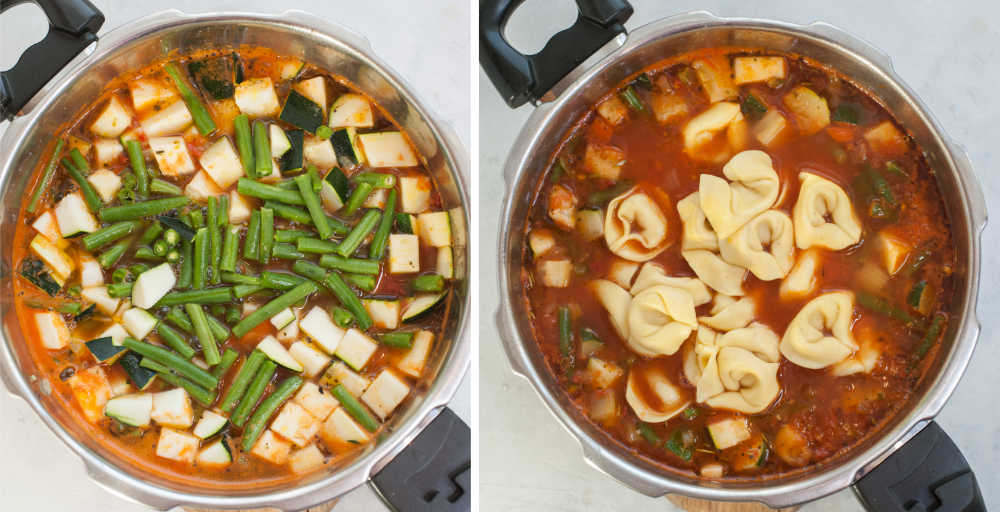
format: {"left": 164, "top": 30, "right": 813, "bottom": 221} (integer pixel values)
{"left": 69, "top": 147, "right": 90, "bottom": 172}
{"left": 82, "top": 221, "right": 140, "bottom": 251}
{"left": 121, "top": 337, "right": 218, "bottom": 389}
{"left": 220, "top": 225, "right": 240, "bottom": 272}
{"left": 186, "top": 303, "right": 220, "bottom": 365}
{"left": 207, "top": 313, "right": 231, "bottom": 343}
{"left": 156, "top": 322, "right": 196, "bottom": 359}
{"left": 62, "top": 158, "right": 103, "bottom": 212}
{"left": 189, "top": 208, "right": 205, "bottom": 229}
{"left": 140, "top": 358, "right": 215, "bottom": 406}
{"left": 138, "top": 221, "right": 164, "bottom": 246}
{"left": 297, "top": 237, "right": 339, "bottom": 254}
{"left": 264, "top": 200, "right": 311, "bottom": 225}
{"left": 857, "top": 292, "right": 917, "bottom": 325}
{"left": 320, "top": 253, "right": 380, "bottom": 275}
{"left": 558, "top": 306, "right": 573, "bottom": 358}
{"left": 27, "top": 138, "right": 65, "bottom": 214}
{"left": 331, "top": 384, "right": 379, "bottom": 432}
{"left": 230, "top": 360, "right": 277, "bottom": 427}
{"left": 307, "top": 164, "right": 323, "bottom": 193}
{"left": 343, "top": 273, "right": 376, "bottom": 292}
{"left": 225, "top": 305, "right": 241, "bottom": 325}
{"left": 275, "top": 229, "right": 313, "bottom": 243}
{"left": 914, "top": 314, "right": 946, "bottom": 360}
{"left": 107, "top": 282, "right": 133, "bottom": 298}
{"left": 219, "top": 350, "right": 267, "bottom": 413}
{"left": 620, "top": 85, "right": 645, "bottom": 112}
{"left": 380, "top": 332, "right": 414, "bottom": 348}
{"left": 273, "top": 243, "right": 306, "bottom": 260}
{"left": 98, "top": 241, "right": 129, "bottom": 268}
{"left": 177, "top": 239, "right": 193, "bottom": 289}
{"left": 412, "top": 274, "right": 444, "bottom": 292}
{"left": 150, "top": 178, "right": 182, "bottom": 196}
{"left": 162, "top": 229, "right": 180, "bottom": 246}
{"left": 99, "top": 197, "right": 188, "bottom": 222}
{"left": 232, "top": 281, "right": 318, "bottom": 338}
{"left": 295, "top": 174, "right": 332, "bottom": 239}
{"left": 259, "top": 207, "right": 274, "bottom": 264}
{"left": 291, "top": 259, "right": 327, "bottom": 282}
{"left": 343, "top": 182, "right": 373, "bottom": 216}
{"left": 322, "top": 272, "right": 372, "bottom": 330}
{"left": 207, "top": 197, "right": 221, "bottom": 284}
{"left": 326, "top": 215, "right": 350, "bottom": 235}
{"left": 192, "top": 228, "right": 208, "bottom": 289}
{"left": 351, "top": 172, "right": 396, "bottom": 189}
{"left": 240, "top": 375, "right": 303, "bottom": 451}
{"left": 261, "top": 271, "right": 306, "bottom": 290}
{"left": 331, "top": 307, "right": 354, "bottom": 327}
{"left": 164, "top": 63, "right": 216, "bottom": 136}
{"left": 336, "top": 209, "right": 380, "bottom": 257}
{"left": 237, "top": 178, "right": 304, "bottom": 205}
{"left": 233, "top": 284, "right": 267, "bottom": 298}
{"left": 134, "top": 247, "right": 161, "bottom": 261}
{"left": 156, "top": 287, "right": 233, "bottom": 306}
{"left": 253, "top": 121, "right": 272, "bottom": 177}
{"left": 234, "top": 114, "right": 255, "bottom": 177}
{"left": 221, "top": 271, "right": 260, "bottom": 286}
{"left": 369, "top": 189, "right": 397, "bottom": 260}
{"left": 123, "top": 140, "right": 149, "bottom": 198}
{"left": 152, "top": 239, "right": 168, "bottom": 256}
{"left": 212, "top": 348, "right": 239, "bottom": 378}
{"left": 244, "top": 209, "right": 261, "bottom": 261}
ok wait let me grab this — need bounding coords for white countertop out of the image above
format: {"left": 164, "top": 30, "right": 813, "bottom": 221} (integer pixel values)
{"left": 479, "top": 1, "right": 999, "bottom": 510}
{"left": 0, "top": 1, "right": 470, "bottom": 511}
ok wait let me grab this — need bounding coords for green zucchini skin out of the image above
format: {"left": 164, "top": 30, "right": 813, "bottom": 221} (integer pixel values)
{"left": 330, "top": 128, "right": 362, "bottom": 168}
{"left": 188, "top": 56, "right": 236, "bottom": 100}
{"left": 279, "top": 90, "right": 324, "bottom": 133}
{"left": 280, "top": 129, "right": 305, "bottom": 173}
{"left": 118, "top": 351, "right": 157, "bottom": 390}
{"left": 20, "top": 258, "right": 61, "bottom": 296}
{"left": 86, "top": 336, "right": 127, "bottom": 363}
{"left": 324, "top": 167, "right": 351, "bottom": 203}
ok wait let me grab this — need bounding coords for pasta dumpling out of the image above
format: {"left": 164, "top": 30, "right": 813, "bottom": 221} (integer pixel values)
{"left": 682, "top": 102, "right": 747, "bottom": 163}
{"left": 830, "top": 322, "right": 881, "bottom": 376}
{"left": 631, "top": 262, "right": 711, "bottom": 306}
{"left": 677, "top": 192, "right": 747, "bottom": 296}
{"left": 685, "top": 323, "right": 781, "bottom": 413}
{"left": 677, "top": 193, "right": 718, "bottom": 251}
{"left": 625, "top": 366, "right": 691, "bottom": 423}
{"left": 793, "top": 173, "right": 862, "bottom": 250}
{"left": 719, "top": 210, "right": 795, "bottom": 281}
{"left": 627, "top": 285, "right": 697, "bottom": 357}
{"left": 780, "top": 292, "right": 858, "bottom": 369}
{"left": 589, "top": 279, "right": 632, "bottom": 342}
{"left": 700, "top": 295, "right": 755, "bottom": 331}
{"left": 780, "top": 249, "right": 821, "bottom": 301}
{"left": 700, "top": 150, "right": 780, "bottom": 238}
{"left": 604, "top": 188, "right": 670, "bottom": 262}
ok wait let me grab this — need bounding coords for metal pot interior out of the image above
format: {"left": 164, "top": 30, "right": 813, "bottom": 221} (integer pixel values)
{"left": 0, "top": 11, "right": 469, "bottom": 502}
{"left": 499, "top": 14, "right": 981, "bottom": 504}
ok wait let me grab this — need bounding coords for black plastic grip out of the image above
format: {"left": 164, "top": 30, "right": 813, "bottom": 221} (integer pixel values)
{"left": 371, "top": 407, "right": 470, "bottom": 512}
{"left": 479, "top": 0, "right": 632, "bottom": 108}
{"left": 0, "top": 0, "right": 104, "bottom": 120}
{"left": 854, "top": 421, "right": 985, "bottom": 512}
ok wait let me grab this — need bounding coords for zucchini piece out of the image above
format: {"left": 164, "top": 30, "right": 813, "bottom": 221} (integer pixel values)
{"left": 157, "top": 216, "right": 196, "bottom": 242}
{"left": 193, "top": 410, "right": 228, "bottom": 439}
{"left": 330, "top": 127, "right": 365, "bottom": 168}
{"left": 295, "top": 76, "right": 328, "bottom": 112}
{"left": 196, "top": 438, "right": 232, "bottom": 466}
{"left": 288, "top": 341, "right": 331, "bottom": 377}
{"left": 358, "top": 132, "right": 418, "bottom": 168}
{"left": 399, "top": 176, "right": 431, "bottom": 214}
{"left": 55, "top": 192, "right": 99, "bottom": 236}
{"left": 35, "top": 310, "right": 70, "bottom": 350}
{"left": 104, "top": 393, "right": 153, "bottom": 428}
{"left": 437, "top": 247, "right": 454, "bottom": 279}
{"left": 359, "top": 369, "right": 410, "bottom": 419}
{"left": 270, "top": 124, "right": 292, "bottom": 158}
{"left": 907, "top": 280, "right": 934, "bottom": 315}
{"left": 119, "top": 352, "right": 157, "bottom": 390}
{"left": 707, "top": 416, "right": 751, "bottom": 450}
{"left": 397, "top": 330, "right": 433, "bottom": 378}
{"left": 87, "top": 169, "right": 124, "bottom": 202}
{"left": 401, "top": 292, "right": 446, "bottom": 322}
{"left": 30, "top": 234, "right": 73, "bottom": 279}
{"left": 280, "top": 129, "right": 305, "bottom": 173}
{"left": 320, "top": 166, "right": 350, "bottom": 212}
{"left": 86, "top": 336, "right": 127, "bottom": 364}
{"left": 395, "top": 213, "right": 418, "bottom": 234}
{"left": 334, "top": 328, "right": 378, "bottom": 371}
{"left": 257, "top": 335, "right": 304, "bottom": 372}
{"left": 234, "top": 78, "right": 280, "bottom": 118}
{"left": 122, "top": 307, "right": 158, "bottom": 340}
{"left": 131, "top": 263, "right": 176, "bottom": 309}
{"left": 388, "top": 234, "right": 420, "bottom": 274}
{"left": 363, "top": 298, "right": 400, "bottom": 330}
{"left": 270, "top": 307, "right": 296, "bottom": 330}
{"left": 279, "top": 90, "right": 325, "bottom": 133}
{"left": 20, "top": 258, "right": 61, "bottom": 296}
{"left": 299, "top": 306, "right": 346, "bottom": 354}
{"left": 417, "top": 211, "right": 452, "bottom": 247}
{"left": 279, "top": 59, "right": 305, "bottom": 81}
{"left": 188, "top": 56, "right": 236, "bottom": 100}
{"left": 328, "top": 93, "right": 373, "bottom": 128}
{"left": 730, "top": 434, "right": 769, "bottom": 472}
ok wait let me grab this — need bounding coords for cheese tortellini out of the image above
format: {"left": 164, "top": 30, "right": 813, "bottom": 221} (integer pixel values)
{"left": 604, "top": 188, "right": 671, "bottom": 262}
{"left": 719, "top": 210, "right": 795, "bottom": 281}
{"left": 793, "top": 173, "right": 862, "bottom": 250}
{"left": 684, "top": 323, "right": 781, "bottom": 414}
{"left": 700, "top": 150, "right": 780, "bottom": 238}
{"left": 780, "top": 292, "right": 858, "bottom": 369}
{"left": 682, "top": 102, "right": 747, "bottom": 163}
{"left": 625, "top": 367, "right": 691, "bottom": 423}
{"left": 677, "top": 193, "right": 747, "bottom": 296}
{"left": 631, "top": 263, "right": 711, "bottom": 306}
{"left": 700, "top": 295, "right": 755, "bottom": 331}
{"left": 780, "top": 249, "right": 821, "bottom": 301}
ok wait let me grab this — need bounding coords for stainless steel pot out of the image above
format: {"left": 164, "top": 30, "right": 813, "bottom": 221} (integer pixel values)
{"left": 0, "top": 5, "right": 470, "bottom": 511}
{"left": 486, "top": 6, "right": 986, "bottom": 510}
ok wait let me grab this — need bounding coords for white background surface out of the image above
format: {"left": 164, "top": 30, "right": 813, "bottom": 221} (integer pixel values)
{"left": 480, "top": 0, "right": 999, "bottom": 511}
{"left": 0, "top": 1, "right": 470, "bottom": 511}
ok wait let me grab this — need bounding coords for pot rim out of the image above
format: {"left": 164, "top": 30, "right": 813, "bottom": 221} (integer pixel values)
{"left": 0, "top": 9, "right": 471, "bottom": 511}
{"left": 495, "top": 10, "right": 985, "bottom": 508}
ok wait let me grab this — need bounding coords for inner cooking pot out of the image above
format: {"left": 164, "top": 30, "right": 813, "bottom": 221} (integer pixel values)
{"left": 0, "top": 2, "right": 470, "bottom": 511}
{"left": 483, "top": 2, "right": 986, "bottom": 510}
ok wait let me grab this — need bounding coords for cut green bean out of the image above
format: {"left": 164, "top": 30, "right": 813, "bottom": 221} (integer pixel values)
{"left": 336, "top": 209, "right": 380, "bottom": 257}
{"left": 273, "top": 243, "right": 306, "bottom": 260}
{"left": 291, "top": 259, "right": 326, "bottom": 282}
{"left": 244, "top": 209, "right": 261, "bottom": 261}
{"left": 156, "top": 287, "right": 233, "bottom": 306}
{"left": 412, "top": 274, "right": 444, "bottom": 292}
{"left": 264, "top": 200, "right": 312, "bottom": 225}
{"left": 62, "top": 158, "right": 103, "bottom": 212}
{"left": 295, "top": 174, "right": 332, "bottom": 239}
{"left": 331, "top": 384, "right": 379, "bottom": 432}
{"left": 208, "top": 197, "right": 221, "bottom": 284}
{"left": 123, "top": 140, "right": 149, "bottom": 198}
{"left": 344, "top": 273, "right": 376, "bottom": 292}
{"left": 253, "top": 121, "right": 272, "bottom": 177}
{"left": 212, "top": 348, "right": 239, "bottom": 378}
{"left": 150, "top": 178, "right": 182, "bottom": 196}
{"left": 233, "top": 284, "right": 267, "bottom": 298}
{"left": 297, "top": 237, "right": 339, "bottom": 254}
{"left": 134, "top": 247, "right": 161, "bottom": 260}
{"left": 177, "top": 239, "right": 193, "bottom": 289}
{"left": 240, "top": 375, "right": 303, "bottom": 451}
{"left": 380, "top": 332, "right": 414, "bottom": 348}
{"left": 232, "top": 281, "right": 318, "bottom": 338}
{"left": 234, "top": 114, "right": 255, "bottom": 177}
{"left": 27, "top": 138, "right": 65, "bottom": 214}
{"left": 156, "top": 322, "right": 196, "bottom": 359}
{"left": 152, "top": 239, "right": 168, "bottom": 256}
{"left": 192, "top": 228, "right": 209, "bottom": 289}
{"left": 914, "top": 314, "right": 946, "bottom": 360}
{"left": 351, "top": 172, "right": 396, "bottom": 189}
{"left": 220, "top": 225, "right": 240, "bottom": 272}
{"left": 343, "top": 182, "right": 373, "bottom": 216}
{"left": 331, "top": 307, "right": 354, "bottom": 327}
{"left": 107, "top": 282, "right": 133, "bottom": 298}
{"left": 225, "top": 305, "right": 241, "bottom": 325}
{"left": 857, "top": 292, "right": 916, "bottom": 324}
{"left": 164, "top": 63, "right": 216, "bottom": 136}
{"left": 558, "top": 306, "right": 573, "bottom": 358}
{"left": 207, "top": 313, "right": 231, "bottom": 343}
{"left": 322, "top": 272, "right": 372, "bottom": 330}
{"left": 138, "top": 221, "right": 164, "bottom": 246}
{"left": 261, "top": 271, "right": 306, "bottom": 290}
{"left": 100, "top": 197, "right": 188, "bottom": 222}
{"left": 230, "top": 360, "right": 277, "bottom": 427}
{"left": 219, "top": 350, "right": 267, "bottom": 413}
{"left": 275, "top": 229, "right": 313, "bottom": 243}
{"left": 259, "top": 207, "right": 274, "bottom": 264}
{"left": 98, "top": 241, "right": 129, "bottom": 268}
{"left": 369, "top": 189, "right": 396, "bottom": 259}
{"left": 237, "top": 178, "right": 304, "bottom": 205}
{"left": 140, "top": 358, "right": 215, "bottom": 406}
{"left": 69, "top": 148, "right": 90, "bottom": 172}
{"left": 319, "top": 253, "right": 380, "bottom": 275}
{"left": 165, "top": 306, "right": 193, "bottom": 333}
{"left": 121, "top": 337, "right": 218, "bottom": 389}
{"left": 82, "top": 221, "right": 140, "bottom": 251}
{"left": 186, "top": 303, "right": 220, "bottom": 366}
{"left": 189, "top": 209, "right": 205, "bottom": 229}
{"left": 221, "top": 271, "right": 261, "bottom": 286}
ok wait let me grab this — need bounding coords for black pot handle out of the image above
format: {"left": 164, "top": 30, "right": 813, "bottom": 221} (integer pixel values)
{"left": 0, "top": 0, "right": 104, "bottom": 121}
{"left": 479, "top": 0, "right": 633, "bottom": 108}
{"left": 854, "top": 421, "right": 985, "bottom": 511}
{"left": 370, "top": 407, "right": 470, "bottom": 511}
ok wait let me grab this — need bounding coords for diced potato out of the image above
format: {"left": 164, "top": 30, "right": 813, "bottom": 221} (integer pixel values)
{"left": 185, "top": 170, "right": 223, "bottom": 202}
{"left": 235, "top": 78, "right": 281, "bottom": 118}
{"left": 417, "top": 211, "right": 452, "bottom": 247}
{"left": 537, "top": 259, "right": 572, "bottom": 288}
{"left": 608, "top": 259, "right": 639, "bottom": 289}
{"left": 700, "top": 463, "right": 725, "bottom": 478}
{"left": 388, "top": 234, "right": 420, "bottom": 273}
{"left": 94, "top": 138, "right": 124, "bottom": 166}
{"left": 361, "top": 369, "right": 410, "bottom": 420}
{"left": 156, "top": 428, "right": 199, "bottom": 464}
{"left": 68, "top": 136, "right": 91, "bottom": 158}
{"left": 528, "top": 228, "right": 556, "bottom": 257}
{"left": 878, "top": 232, "right": 911, "bottom": 275}
{"left": 588, "top": 390, "right": 619, "bottom": 424}
{"left": 856, "top": 261, "right": 889, "bottom": 293}
{"left": 397, "top": 330, "right": 433, "bottom": 378}
{"left": 774, "top": 424, "right": 812, "bottom": 467}
{"left": 364, "top": 299, "right": 400, "bottom": 330}
{"left": 864, "top": 120, "right": 908, "bottom": 156}
{"left": 784, "top": 86, "right": 830, "bottom": 135}
{"left": 90, "top": 96, "right": 132, "bottom": 138}
{"left": 250, "top": 429, "right": 292, "bottom": 465}
{"left": 319, "top": 361, "right": 371, "bottom": 397}
{"left": 358, "top": 132, "right": 419, "bottom": 168}
{"left": 35, "top": 311, "right": 70, "bottom": 350}
{"left": 98, "top": 323, "right": 129, "bottom": 346}
{"left": 649, "top": 91, "right": 689, "bottom": 125}
{"left": 30, "top": 234, "right": 74, "bottom": 279}
{"left": 294, "top": 382, "right": 339, "bottom": 421}
{"left": 140, "top": 100, "right": 192, "bottom": 137}
{"left": 583, "top": 143, "right": 625, "bottom": 180}
{"left": 107, "top": 371, "right": 132, "bottom": 397}
{"left": 270, "top": 401, "right": 321, "bottom": 447}
{"left": 733, "top": 56, "right": 787, "bottom": 85}
{"left": 148, "top": 136, "right": 196, "bottom": 177}
{"left": 586, "top": 357, "right": 623, "bottom": 389}
{"left": 334, "top": 329, "right": 378, "bottom": 371}
{"left": 692, "top": 56, "right": 738, "bottom": 103}
{"left": 399, "top": 175, "right": 432, "bottom": 214}
{"left": 67, "top": 366, "right": 112, "bottom": 423}
{"left": 753, "top": 110, "right": 788, "bottom": 147}
{"left": 79, "top": 254, "right": 103, "bottom": 287}
{"left": 229, "top": 190, "right": 254, "bottom": 224}
{"left": 87, "top": 169, "right": 123, "bottom": 203}
{"left": 295, "top": 76, "right": 328, "bottom": 112}
{"left": 288, "top": 341, "right": 332, "bottom": 378}
{"left": 54, "top": 192, "right": 99, "bottom": 236}
{"left": 300, "top": 306, "right": 346, "bottom": 354}
{"left": 82, "top": 286, "right": 120, "bottom": 315}
{"left": 289, "top": 444, "right": 326, "bottom": 474}
{"left": 151, "top": 387, "right": 194, "bottom": 428}
{"left": 199, "top": 137, "right": 244, "bottom": 189}
{"left": 129, "top": 78, "right": 177, "bottom": 112}
{"left": 575, "top": 208, "right": 603, "bottom": 241}
{"left": 596, "top": 95, "right": 628, "bottom": 125}
{"left": 547, "top": 184, "right": 578, "bottom": 231}
{"left": 303, "top": 135, "right": 338, "bottom": 169}
{"left": 320, "top": 407, "right": 369, "bottom": 447}
{"left": 707, "top": 416, "right": 751, "bottom": 450}
{"left": 31, "top": 211, "right": 61, "bottom": 243}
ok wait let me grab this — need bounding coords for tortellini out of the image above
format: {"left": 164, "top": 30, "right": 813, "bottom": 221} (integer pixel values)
{"left": 830, "top": 322, "right": 881, "bottom": 376}
{"left": 682, "top": 101, "right": 748, "bottom": 163}
{"left": 677, "top": 193, "right": 717, "bottom": 251}
{"left": 700, "top": 295, "right": 755, "bottom": 331}
{"left": 677, "top": 192, "right": 747, "bottom": 296}
{"left": 700, "top": 150, "right": 780, "bottom": 238}
{"left": 604, "top": 188, "right": 671, "bottom": 262}
{"left": 780, "top": 292, "right": 858, "bottom": 369}
{"left": 631, "top": 263, "right": 711, "bottom": 306}
{"left": 793, "top": 173, "right": 862, "bottom": 250}
{"left": 625, "top": 367, "right": 691, "bottom": 423}
{"left": 684, "top": 323, "right": 781, "bottom": 414}
{"left": 719, "top": 210, "right": 795, "bottom": 281}
{"left": 780, "top": 249, "right": 821, "bottom": 301}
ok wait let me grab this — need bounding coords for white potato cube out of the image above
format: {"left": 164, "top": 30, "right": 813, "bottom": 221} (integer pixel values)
{"left": 55, "top": 192, "right": 99, "bottom": 236}
{"left": 288, "top": 341, "right": 332, "bottom": 378}
{"left": 399, "top": 175, "right": 431, "bottom": 214}
{"left": 148, "top": 136, "right": 195, "bottom": 177}
{"left": 79, "top": 255, "right": 103, "bottom": 287}
{"left": 299, "top": 306, "right": 346, "bottom": 354}
{"left": 361, "top": 369, "right": 410, "bottom": 420}
{"left": 129, "top": 78, "right": 177, "bottom": 112}
{"left": 289, "top": 444, "right": 326, "bottom": 474}
{"left": 200, "top": 137, "right": 244, "bottom": 189}
{"left": 321, "top": 407, "right": 370, "bottom": 446}
{"left": 67, "top": 366, "right": 112, "bottom": 423}
{"left": 229, "top": 190, "right": 254, "bottom": 224}
{"left": 537, "top": 259, "right": 572, "bottom": 288}
{"left": 250, "top": 429, "right": 291, "bottom": 464}
{"left": 156, "top": 428, "right": 199, "bottom": 464}
{"left": 270, "top": 401, "right": 321, "bottom": 447}
{"left": 82, "top": 286, "right": 120, "bottom": 315}
{"left": 388, "top": 234, "right": 420, "bottom": 274}
{"left": 417, "top": 211, "right": 451, "bottom": 247}
{"left": 87, "top": 169, "right": 123, "bottom": 203}
{"left": 94, "top": 138, "right": 124, "bottom": 166}
{"left": 295, "top": 76, "right": 328, "bottom": 112}
{"left": 294, "top": 382, "right": 338, "bottom": 421}
{"left": 363, "top": 299, "right": 400, "bottom": 330}
{"left": 90, "top": 96, "right": 132, "bottom": 137}
{"left": 151, "top": 388, "right": 194, "bottom": 428}
{"left": 586, "top": 358, "right": 624, "bottom": 389}
{"left": 235, "top": 78, "right": 280, "bottom": 117}
{"left": 131, "top": 263, "right": 176, "bottom": 309}
{"left": 733, "top": 56, "right": 788, "bottom": 85}
{"left": 334, "top": 329, "right": 378, "bottom": 371}
{"left": 358, "top": 132, "right": 418, "bottom": 168}
{"left": 397, "top": 330, "right": 433, "bottom": 378}
{"left": 31, "top": 210, "right": 61, "bottom": 243}
{"left": 29, "top": 234, "right": 73, "bottom": 279}
{"left": 98, "top": 323, "right": 129, "bottom": 346}
{"left": 303, "top": 135, "right": 338, "bottom": 169}
{"left": 35, "top": 311, "right": 69, "bottom": 350}
{"left": 185, "top": 170, "right": 223, "bottom": 202}
{"left": 140, "top": 100, "right": 192, "bottom": 137}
